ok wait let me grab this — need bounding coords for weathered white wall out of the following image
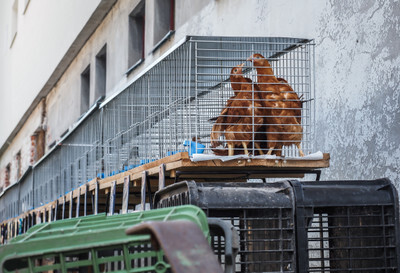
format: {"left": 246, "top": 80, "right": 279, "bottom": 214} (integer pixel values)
{"left": 0, "top": 0, "right": 101, "bottom": 148}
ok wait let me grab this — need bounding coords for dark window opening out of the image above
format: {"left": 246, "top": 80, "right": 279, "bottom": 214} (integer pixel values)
{"left": 81, "top": 65, "right": 91, "bottom": 114}
{"left": 95, "top": 45, "right": 107, "bottom": 100}
{"left": 153, "top": 0, "right": 174, "bottom": 52}
{"left": 128, "top": 0, "right": 145, "bottom": 72}
{"left": 16, "top": 151, "right": 21, "bottom": 180}
{"left": 33, "top": 128, "right": 46, "bottom": 163}
{"left": 5, "top": 164, "right": 11, "bottom": 188}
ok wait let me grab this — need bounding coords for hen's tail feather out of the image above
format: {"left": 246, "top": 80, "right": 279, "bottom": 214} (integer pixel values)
{"left": 211, "top": 147, "right": 229, "bottom": 156}
{"left": 210, "top": 108, "right": 229, "bottom": 148}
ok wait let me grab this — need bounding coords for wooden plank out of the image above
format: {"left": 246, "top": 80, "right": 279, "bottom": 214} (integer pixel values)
{"left": 100, "top": 152, "right": 190, "bottom": 184}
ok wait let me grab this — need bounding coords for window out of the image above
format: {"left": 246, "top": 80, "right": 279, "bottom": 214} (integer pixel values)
{"left": 5, "top": 164, "right": 11, "bottom": 188}
{"left": 95, "top": 45, "right": 107, "bottom": 100}
{"left": 152, "top": 0, "right": 174, "bottom": 51}
{"left": 128, "top": 0, "right": 145, "bottom": 72}
{"left": 16, "top": 151, "right": 21, "bottom": 180}
{"left": 31, "top": 128, "right": 46, "bottom": 164}
{"left": 80, "top": 65, "right": 91, "bottom": 114}
{"left": 10, "top": 0, "right": 18, "bottom": 47}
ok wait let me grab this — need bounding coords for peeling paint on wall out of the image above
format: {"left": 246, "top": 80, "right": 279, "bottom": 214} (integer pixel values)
{"left": 314, "top": 0, "right": 400, "bottom": 188}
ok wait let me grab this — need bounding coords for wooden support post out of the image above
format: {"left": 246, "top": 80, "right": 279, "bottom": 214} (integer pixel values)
{"left": 61, "top": 195, "right": 65, "bottom": 220}
{"left": 141, "top": 171, "right": 148, "bottom": 211}
{"left": 48, "top": 207, "right": 52, "bottom": 223}
{"left": 43, "top": 209, "right": 47, "bottom": 223}
{"left": 147, "top": 176, "right": 153, "bottom": 210}
{"left": 122, "top": 176, "right": 130, "bottom": 214}
{"left": 36, "top": 211, "right": 41, "bottom": 225}
{"left": 69, "top": 192, "right": 73, "bottom": 219}
{"left": 54, "top": 200, "right": 58, "bottom": 221}
{"left": 84, "top": 184, "right": 87, "bottom": 217}
{"left": 94, "top": 181, "right": 99, "bottom": 215}
{"left": 109, "top": 181, "right": 116, "bottom": 215}
{"left": 159, "top": 164, "right": 166, "bottom": 191}
{"left": 76, "top": 188, "right": 81, "bottom": 218}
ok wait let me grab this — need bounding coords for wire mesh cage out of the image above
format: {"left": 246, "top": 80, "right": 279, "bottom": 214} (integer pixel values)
{"left": 102, "top": 36, "right": 315, "bottom": 173}
{"left": 33, "top": 147, "right": 61, "bottom": 208}
{"left": 0, "top": 36, "right": 315, "bottom": 224}
{"left": 60, "top": 110, "right": 103, "bottom": 188}
{"left": 18, "top": 167, "right": 33, "bottom": 215}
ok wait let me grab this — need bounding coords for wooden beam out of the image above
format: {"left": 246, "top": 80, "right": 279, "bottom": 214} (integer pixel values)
{"left": 122, "top": 176, "right": 130, "bottom": 214}
{"left": 109, "top": 181, "right": 116, "bottom": 215}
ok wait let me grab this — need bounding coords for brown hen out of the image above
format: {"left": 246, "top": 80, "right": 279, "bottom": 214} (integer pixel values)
{"left": 210, "top": 63, "right": 265, "bottom": 156}
{"left": 248, "top": 53, "right": 304, "bottom": 157}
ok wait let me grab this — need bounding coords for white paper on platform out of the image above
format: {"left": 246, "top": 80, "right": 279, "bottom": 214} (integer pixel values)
{"left": 191, "top": 151, "right": 324, "bottom": 162}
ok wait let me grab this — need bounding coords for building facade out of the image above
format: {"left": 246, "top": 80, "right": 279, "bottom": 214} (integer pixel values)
{"left": 0, "top": 0, "right": 399, "bottom": 194}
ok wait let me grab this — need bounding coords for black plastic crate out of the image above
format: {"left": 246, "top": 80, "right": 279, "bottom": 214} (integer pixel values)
{"left": 154, "top": 178, "right": 400, "bottom": 273}
{"left": 154, "top": 181, "right": 297, "bottom": 273}
{"left": 292, "top": 179, "right": 400, "bottom": 273}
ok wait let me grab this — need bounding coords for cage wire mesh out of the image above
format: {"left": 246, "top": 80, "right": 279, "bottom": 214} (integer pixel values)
{"left": 33, "top": 147, "right": 61, "bottom": 208}
{"left": 0, "top": 183, "right": 20, "bottom": 222}
{"left": 102, "top": 36, "right": 315, "bottom": 173}
{"left": 60, "top": 110, "right": 102, "bottom": 188}
{"left": 19, "top": 169, "right": 33, "bottom": 214}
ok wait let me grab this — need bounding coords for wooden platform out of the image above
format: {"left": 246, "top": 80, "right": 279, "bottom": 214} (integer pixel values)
{"left": 1, "top": 152, "right": 330, "bottom": 241}
{"left": 102, "top": 152, "right": 330, "bottom": 185}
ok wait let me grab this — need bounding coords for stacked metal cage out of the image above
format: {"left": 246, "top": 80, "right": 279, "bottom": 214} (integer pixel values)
{"left": 101, "top": 36, "right": 315, "bottom": 173}
{"left": 0, "top": 36, "right": 315, "bottom": 224}
{"left": 154, "top": 179, "right": 400, "bottom": 273}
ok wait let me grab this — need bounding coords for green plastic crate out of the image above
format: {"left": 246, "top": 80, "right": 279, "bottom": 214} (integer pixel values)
{"left": 0, "top": 205, "right": 210, "bottom": 273}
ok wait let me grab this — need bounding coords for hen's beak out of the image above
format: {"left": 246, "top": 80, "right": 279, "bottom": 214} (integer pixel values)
{"left": 238, "top": 63, "right": 245, "bottom": 67}
{"left": 246, "top": 56, "right": 254, "bottom": 62}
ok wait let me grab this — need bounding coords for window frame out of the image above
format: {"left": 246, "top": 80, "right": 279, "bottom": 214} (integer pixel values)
{"left": 127, "top": 0, "right": 146, "bottom": 75}
{"left": 151, "top": 0, "right": 175, "bottom": 53}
